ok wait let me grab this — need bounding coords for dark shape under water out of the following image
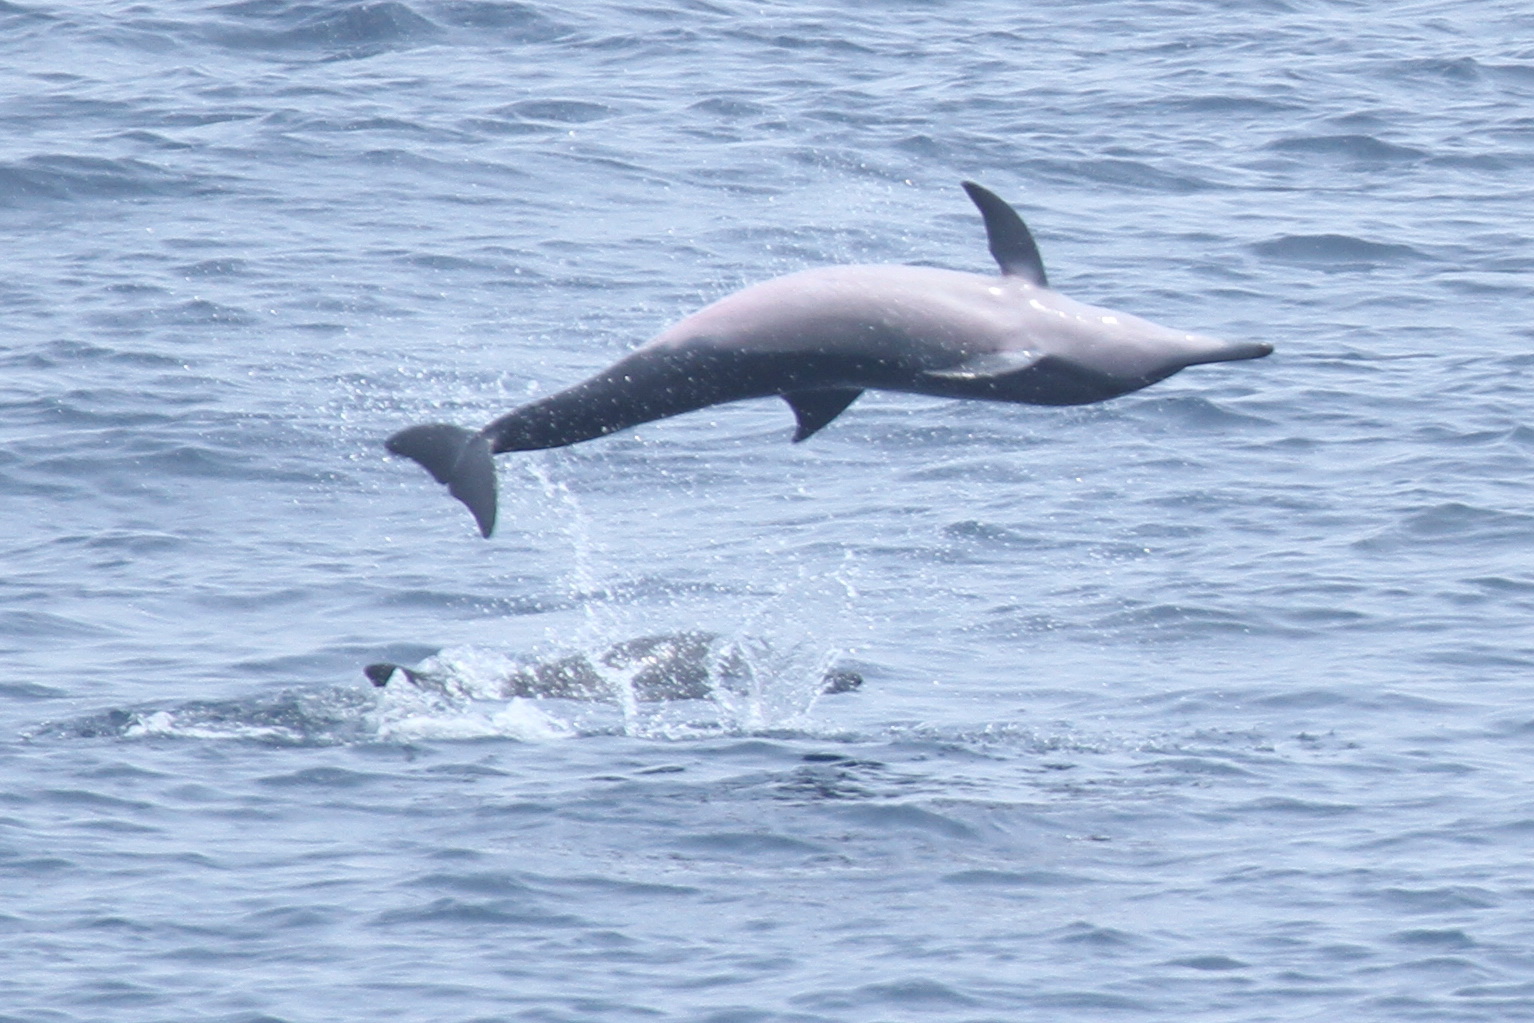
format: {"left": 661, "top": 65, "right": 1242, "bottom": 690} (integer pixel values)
{"left": 34, "top": 689, "right": 377, "bottom": 746}
{"left": 366, "top": 631, "right": 862, "bottom": 703}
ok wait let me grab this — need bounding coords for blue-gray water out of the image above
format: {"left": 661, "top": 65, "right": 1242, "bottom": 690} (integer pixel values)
{"left": 6, "top": 2, "right": 1534, "bottom": 1019}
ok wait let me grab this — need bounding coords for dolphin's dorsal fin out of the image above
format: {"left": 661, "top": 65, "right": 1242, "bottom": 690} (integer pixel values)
{"left": 961, "top": 181, "right": 1048, "bottom": 287}
{"left": 924, "top": 350, "right": 1045, "bottom": 381}
{"left": 364, "top": 663, "right": 422, "bottom": 688}
{"left": 783, "top": 388, "right": 862, "bottom": 442}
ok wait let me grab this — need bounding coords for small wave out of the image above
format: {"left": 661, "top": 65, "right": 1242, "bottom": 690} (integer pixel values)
{"left": 178, "top": 258, "right": 251, "bottom": 278}
{"left": 0, "top": 339, "right": 184, "bottom": 371}
{"left": 943, "top": 868, "right": 1097, "bottom": 888}
{"left": 672, "top": 830, "right": 829, "bottom": 860}
{"left": 0, "top": 154, "right": 211, "bottom": 205}
{"left": 87, "top": 298, "right": 253, "bottom": 328}
{"left": 1265, "top": 133, "right": 1427, "bottom": 163}
{"left": 1370, "top": 886, "right": 1498, "bottom": 912}
{"left": 1484, "top": 61, "right": 1534, "bottom": 87}
{"left": 1162, "top": 94, "right": 1302, "bottom": 115}
{"left": 1250, "top": 233, "right": 1428, "bottom": 268}
{"left": 497, "top": 99, "right": 615, "bottom": 124}
{"left": 125, "top": 443, "right": 276, "bottom": 481}
{"left": 1051, "top": 921, "right": 1142, "bottom": 947}
{"left": 378, "top": 589, "right": 569, "bottom": 617}
{"left": 408, "top": 871, "right": 538, "bottom": 898}
{"left": 942, "top": 519, "right": 1058, "bottom": 551}
{"left": 428, "top": 0, "right": 570, "bottom": 38}
{"left": 1092, "top": 601, "right": 1256, "bottom": 642}
{"left": 834, "top": 809, "right": 975, "bottom": 840}
{"left": 370, "top": 896, "right": 584, "bottom": 929}
{"left": 0, "top": 610, "right": 117, "bottom": 641}
{"left": 1125, "top": 394, "right": 1272, "bottom": 431}
{"left": 1167, "top": 954, "right": 1249, "bottom": 971}
{"left": 0, "top": 1, "right": 53, "bottom": 25}
{"left": 204, "top": 0, "right": 440, "bottom": 59}
{"left": 687, "top": 96, "right": 769, "bottom": 119}
{"left": 767, "top": 758, "right": 888, "bottom": 801}
{"left": 1014, "top": 156, "right": 1218, "bottom": 194}
{"left": 1388, "top": 56, "right": 1485, "bottom": 84}
{"left": 845, "top": 978, "right": 981, "bottom": 1009}
{"left": 1392, "top": 928, "right": 1478, "bottom": 949}
{"left": 256, "top": 765, "right": 386, "bottom": 788}
{"left": 0, "top": 680, "right": 67, "bottom": 700}
{"left": 1233, "top": 796, "right": 1358, "bottom": 817}
{"left": 1143, "top": 755, "right": 1256, "bottom": 778}
{"left": 1354, "top": 502, "right": 1534, "bottom": 553}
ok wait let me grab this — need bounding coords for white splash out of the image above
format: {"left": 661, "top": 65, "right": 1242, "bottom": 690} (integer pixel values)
{"left": 370, "top": 681, "right": 575, "bottom": 743}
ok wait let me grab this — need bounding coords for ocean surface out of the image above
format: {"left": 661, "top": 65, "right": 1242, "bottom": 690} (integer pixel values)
{"left": 5, "top": 1, "right": 1534, "bottom": 1019}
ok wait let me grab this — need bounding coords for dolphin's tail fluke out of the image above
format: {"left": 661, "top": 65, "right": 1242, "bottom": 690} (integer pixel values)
{"left": 385, "top": 423, "right": 498, "bottom": 538}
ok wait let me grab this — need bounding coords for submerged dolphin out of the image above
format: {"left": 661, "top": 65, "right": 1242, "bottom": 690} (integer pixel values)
{"left": 388, "top": 182, "right": 1271, "bottom": 536}
{"left": 365, "top": 631, "right": 862, "bottom": 703}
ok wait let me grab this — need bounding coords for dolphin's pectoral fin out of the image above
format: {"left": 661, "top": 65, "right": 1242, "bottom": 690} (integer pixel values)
{"left": 960, "top": 181, "right": 1048, "bottom": 288}
{"left": 783, "top": 388, "right": 863, "bottom": 442}
{"left": 385, "top": 423, "right": 499, "bottom": 538}
{"left": 924, "top": 350, "right": 1045, "bottom": 381}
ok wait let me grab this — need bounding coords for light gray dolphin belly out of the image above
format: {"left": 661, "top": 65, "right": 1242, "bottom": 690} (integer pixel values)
{"left": 387, "top": 182, "right": 1272, "bottom": 537}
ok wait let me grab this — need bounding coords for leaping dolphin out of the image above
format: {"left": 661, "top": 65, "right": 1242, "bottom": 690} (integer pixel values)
{"left": 387, "top": 182, "right": 1271, "bottom": 536}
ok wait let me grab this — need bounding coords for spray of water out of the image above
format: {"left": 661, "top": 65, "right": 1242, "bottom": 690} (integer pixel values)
{"left": 364, "top": 449, "right": 867, "bottom": 741}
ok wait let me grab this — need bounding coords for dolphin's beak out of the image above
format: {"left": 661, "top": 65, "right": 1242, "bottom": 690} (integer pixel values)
{"left": 1185, "top": 337, "right": 1273, "bottom": 365}
{"left": 1232, "top": 340, "right": 1274, "bottom": 360}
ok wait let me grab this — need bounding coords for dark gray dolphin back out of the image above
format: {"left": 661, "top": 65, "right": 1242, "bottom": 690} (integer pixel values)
{"left": 961, "top": 181, "right": 1048, "bottom": 287}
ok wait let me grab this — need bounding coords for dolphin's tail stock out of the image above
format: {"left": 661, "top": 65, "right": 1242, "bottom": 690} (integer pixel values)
{"left": 386, "top": 423, "right": 499, "bottom": 537}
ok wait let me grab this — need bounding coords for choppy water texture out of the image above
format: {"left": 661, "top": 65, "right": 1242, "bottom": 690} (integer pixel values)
{"left": 6, "top": 1, "right": 1534, "bottom": 1020}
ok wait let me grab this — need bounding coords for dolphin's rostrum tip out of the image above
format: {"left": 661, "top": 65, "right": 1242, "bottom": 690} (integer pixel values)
{"left": 1221, "top": 339, "right": 1274, "bottom": 362}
